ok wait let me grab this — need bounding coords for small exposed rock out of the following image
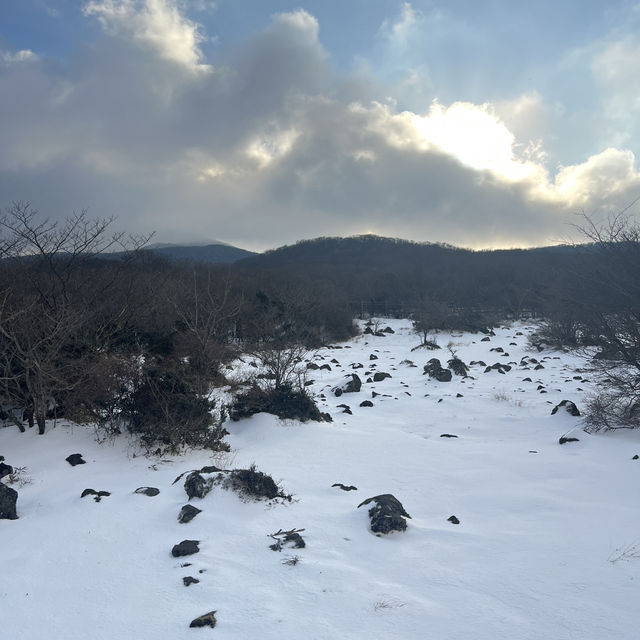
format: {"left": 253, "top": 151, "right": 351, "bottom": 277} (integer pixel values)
{"left": 134, "top": 486, "right": 160, "bottom": 497}
{"left": 447, "top": 515, "right": 460, "bottom": 525}
{"left": 559, "top": 436, "right": 580, "bottom": 445}
{"left": 359, "top": 400, "right": 374, "bottom": 407}
{"left": 369, "top": 354, "right": 378, "bottom": 360}
{"left": 183, "top": 576, "right": 200, "bottom": 587}
{"left": 551, "top": 400, "right": 581, "bottom": 417}
{"left": 172, "top": 539, "right": 200, "bottom": 557}
{"left": 423, "top": 359, "right": 452, "bottom": 382}
{"left": 184, "top": 472, "right": 212, "bottom": 500}
{"left": 332, "top": 374, "right": 362, "bottom": 397}
{"left": 632, "top": 455, "right": 639, "bottom": 460}
{"left": 0, "top": 462, "right": 13, "bottom": 479}
{"left": 178, "top": 504, "right": 202, "bottom": 524}
{"left": 332, "top": 483, "right": 358, "bottom": 491}
{"left": 440, "top": 433, "right": 458, "bottom": 438}
{"left": 269, "top": 532, "right": 306, "bottom": 551}
{"left": 372, "top": 372, "right": 392, "bottom": 382}
{"left": 357, "top": 494, "right": 411, "bottom": 535}
{"left": 189, "top": 611, "right": 217, "bottom": 629}
{"left": 66, "top": 454, "right": 86, "bottom": 466}
{"left": 0, "top": 482, "right": 18, "bottom": 520}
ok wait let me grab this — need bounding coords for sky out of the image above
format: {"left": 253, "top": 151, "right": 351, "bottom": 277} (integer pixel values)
{"left": 1, "top": 1, "right": 640, "bottom": 251}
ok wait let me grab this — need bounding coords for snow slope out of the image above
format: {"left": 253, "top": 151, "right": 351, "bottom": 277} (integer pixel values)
{"left": 1, "top": 320, "right": 639, "bottom": 639}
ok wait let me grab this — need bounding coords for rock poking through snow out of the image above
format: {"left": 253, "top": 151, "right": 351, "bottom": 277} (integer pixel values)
{"left": 551, "top": 400, "right": 581, "bottom": 417}
{"left": 357, "top": 494, "right": 411, "bottom": 535}
{"left": 171, "top": 540, "right": 200, "bottom": 557}
{"left": 65, "top": 454, "right": 85, "bottom": 466}
{"left": 0, "top": 482, "right": 18, "bottom": 519}
{"left": 189, "top": 611, "right": 217, "bottom": 629}
{"left": 178, "top": 504, "right": 202, "bottom": 524}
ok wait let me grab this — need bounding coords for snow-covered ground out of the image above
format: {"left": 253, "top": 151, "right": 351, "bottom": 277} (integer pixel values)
{"left": 2, "top": 320, "right": 639, "bottom": 639}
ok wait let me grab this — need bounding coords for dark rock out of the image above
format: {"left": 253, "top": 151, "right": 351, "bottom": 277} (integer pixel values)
{"left": 522, "top": 377, "right": 532, "bottom": 382}
{"left": 484, "top": 363, "right": 511, "bottom": 374}
{"left": 319, "top": 364, "right": 332, "bottom": 371}
{"left": 332, "top": 483, "right": 358, "bottom": 491}
{"left": 332, "top": 374, "right": 362, "bottom": 397}
{"left": 331, "top": 358, "right": 339, "bottom": 364}
{"left": 372, "top": 372, "right": 391, "bottom": 382}
{"left": 369, "top": 354, "right": 378, "bottom": 360}
{"left": 423, "top": 359, "right": 452, "bottom": 382}
{"left": 189, "top": 611, "right": 217, "bottom": 629}
{"left": 481, "top": 336, "right": 491, "bottom": 342}
{"left": 66, "top": 454, "right": 86, "bottom": 466}
{"left": 178, "top": 504, "right": 202, "bottom": 524}
{"left": 551, "top": 400, "right": 581, "bottom": 417}
{"left": 0, "top": 482, "right": 18, "bottom": 519}
{"left": 306, "top": 362, "right": 319, "bottom": 370}
{"left": 0, "top": 462, "right": 13, "bottom": 479}
{"left": 440, "top": 433, "right": 458, "bottom": 438}
{"left": 184, "top": 472, "right": 212, "bottom": 500}
{"left": 359, "top": 400, "right": 374, "bottom": 407}
{"left": 183, "top": 576, "right": 200, "bottom": 586}
{"left": 134, "top": 486, "right": 160, "bottom": 497}
{"left": 357, "top": 494, "right": 411, "bottom": 535}
{"left": 172, "top": 540, "right": 200, "bottom": 557}
{"left": 534, "top": 364, "right": 545, "bottom": 370}
{"left": 559, "top": 436, "right": 580, "bottom": 445}
{"left": 81, "top": 488, "right": 97, "bottom": 498}
{"left": 633, "top": 455, "right": 639, "bottom": 460}
{"left": 364, "top": 326, "right": 374, "bottom": 335}
{"left": 490, "top": 347, "right": 504, "bottom": 353}
{"left": 447, "top": 515, "right": 460, "bottom": 525}
{"left": 352, "top": 363, "right": 364, "bottom": 369}
{"left": 374, "top": 331, "right": 387, "bottom": 337}
{"left": 456, "top": 393, "right": 464, "bottom": 398}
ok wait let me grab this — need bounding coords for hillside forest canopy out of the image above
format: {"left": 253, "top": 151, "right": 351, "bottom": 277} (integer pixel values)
{"left": 1, "top": 201, "right": 639, "bottom": 449}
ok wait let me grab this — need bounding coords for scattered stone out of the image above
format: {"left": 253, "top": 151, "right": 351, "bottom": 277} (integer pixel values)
{"left": 184, "top": 472, "right": 213, "bottom": 500}
{"left": 534, "top": 364, "right": 545, "bottom": 370}
{"left": 80, "top": 489, "right": 110, "bottom": 502}
{"left": 369, "top": 354, "right": 378, "bottom": 360}
{"left": 178, "top": 504, "right": 202, "bottom": 524}
{"left": 319, "top": 364, "right": 332, "bottom": 371}
{"left": 0, "top": 462, "right": 13, "bottom": 479}
{"left": 183, "top": 576, "right": 200, "bottom": 587}
{"left": 372, "top": 372, "right": 391, "bottom": 382}
{"left": 332, "top": 374, "right": 362, "bottom": 397}
{"left": 484, "top": 363, "right": 511, "bottom": 374}
{"left": 447, "top": 515, "right": 460, "bottom": 525}
{"left": 383, "top": 326, "right": 395, "bottom": 334}
{"left": 633, "top": 455, "right": 639, "bottom": 460}
{"left": 490, "top": 347, "right": 504, "bottom": 353}
{"left": 66, "top": 454, "right": 86, "bottom": 466}
{"left": 332, "top": 483, "right": 358, "bottom": 491}
{"left": 331, "top": 358, "right": 339, "bottom": 364}
{"left": 481, "top": 336, "right": 490, "bottom": 342}
{"left": 134, "top": 486, "right": 160, "bottom": 497}
{"left": 306, "top": 362, "right": 319, "bottom": 370}
{"left": 559, "top": 436, "right": 580, "bottom": 445}
{"left": 359, "top": 400, "right": 374, "bottom": 407}
{"left": 172, "top": 540, "right": 200, "bottom": 557}
{"left": 423, "top": 359, "right": 452, "bottom": 382}
{"left": 189, "top": 611, "right": 217, "bottom": 629}
{"left": 357, "top": 494, "right": 411, "bottom": 535}
{"left": 440, "top": 433, "right": 458, "bottom": 438}
{"left": 456, "top": 393, "right": 464, "bottom": 398}
{"left": 522, "top": 377, "right": 532, "bottom": 382}
{"left": 551, "top": 400, "right": 581, "bottom": 417}
{"left": 0, "top": 482, "right": 18, "bottom": 519}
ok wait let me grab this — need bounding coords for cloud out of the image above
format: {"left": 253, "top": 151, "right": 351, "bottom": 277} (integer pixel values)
{"left": 83, "top": 0, "right": 212, "bottom": 72}
{"left": 1, "top": 49, "right": 39, "bottom": 64}
{"left": 2, "top": 7, "right": 640, "bottom": 251}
